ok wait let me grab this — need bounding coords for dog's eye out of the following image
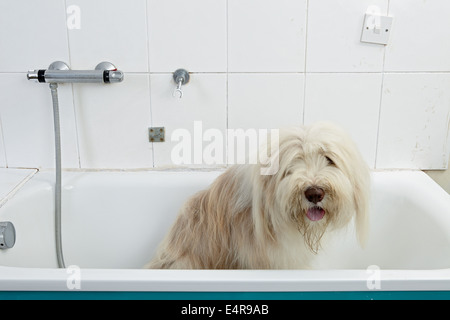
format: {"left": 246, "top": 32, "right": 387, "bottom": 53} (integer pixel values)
{"left": 282, "top": 170, "right": 292, "bottom": 179}
{"left": 325, "top": 156, "right": 336, "bottom": 166}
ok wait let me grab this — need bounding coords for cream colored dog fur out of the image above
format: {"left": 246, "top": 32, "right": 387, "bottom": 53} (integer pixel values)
{"left": 146, "top": 122, "right": 370, "bottom": 269}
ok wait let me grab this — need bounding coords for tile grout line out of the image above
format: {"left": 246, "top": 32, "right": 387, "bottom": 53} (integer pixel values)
{"left": 373, "top": 0, "right": 391, "bottom": 169}
{"left": 0, "top": 114, "right": 8, "bottom": 168}
{"left": 64, "top": 0, "right": 82, "bottom": 169}
{"left": 145, "top": 0, "right": 155, "bottom": 168}
{"left": 225, "top": 0, "right": 230, "bottom": 166}
{"left": 302, "top": 0, "right": 310, "bottom": 126}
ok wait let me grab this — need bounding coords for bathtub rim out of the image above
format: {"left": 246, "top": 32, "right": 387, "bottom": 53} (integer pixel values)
{"left": 0, "top": 266, "right": 450, "bottom": 292}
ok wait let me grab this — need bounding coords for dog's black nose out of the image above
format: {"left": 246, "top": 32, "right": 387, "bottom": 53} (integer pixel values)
{"left": 305, "top": 187, "right": 325, "bottom": 204}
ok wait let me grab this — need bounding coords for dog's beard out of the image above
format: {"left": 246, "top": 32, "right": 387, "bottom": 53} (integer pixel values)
{"left": 288, "top": 189, "right": 333, "bottom": 254}
{"left": 291, "top": 208, "right": 329, "bottom": 254}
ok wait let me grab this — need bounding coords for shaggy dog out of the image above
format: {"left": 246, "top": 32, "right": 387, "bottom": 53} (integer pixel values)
{"left": 146, "top": 122, "right": 370, "bottom": 269}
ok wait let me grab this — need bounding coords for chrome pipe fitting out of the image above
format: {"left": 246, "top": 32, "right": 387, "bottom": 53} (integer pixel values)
{"left": 0, "top": 221, "right": 16, "bottom": 249}
{"left": 27, "top": 61, "right": 124, "bottom": 84}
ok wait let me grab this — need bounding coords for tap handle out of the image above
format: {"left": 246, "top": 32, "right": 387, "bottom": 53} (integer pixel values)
{"left": 173, "top": 78, "right": 184, "bottom": 98}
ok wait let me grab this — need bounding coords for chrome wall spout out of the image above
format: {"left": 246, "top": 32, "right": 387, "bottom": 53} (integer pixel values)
{"left": 172, "top": 68, "right": 190, "bottom": 99}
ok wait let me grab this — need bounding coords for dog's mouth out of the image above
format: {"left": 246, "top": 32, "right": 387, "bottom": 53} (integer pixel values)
{"left": 306, "top": 206, "right": 325, "bottom": 221}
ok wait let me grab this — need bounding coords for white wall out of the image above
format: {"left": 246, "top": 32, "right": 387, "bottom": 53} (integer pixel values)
{"left": 0, "top": 0, "right": 449, "bottom": 170}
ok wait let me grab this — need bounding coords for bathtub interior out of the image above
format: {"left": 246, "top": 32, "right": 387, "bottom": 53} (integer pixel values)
{"left": 0, "top": 169, "right": 449, "bottom": 271}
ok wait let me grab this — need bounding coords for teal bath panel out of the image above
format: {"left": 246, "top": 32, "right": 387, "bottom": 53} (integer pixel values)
{"left": 1, "top": 291, "right": 450, "bottom": 300}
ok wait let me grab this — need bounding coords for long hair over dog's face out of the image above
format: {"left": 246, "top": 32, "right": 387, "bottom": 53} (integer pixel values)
{"left": 253, "top": 122, "right": 370, "bottom": 254}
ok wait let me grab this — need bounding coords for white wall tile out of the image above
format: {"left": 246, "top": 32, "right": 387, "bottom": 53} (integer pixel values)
{"left": 0, "top": 74, "right": 79, "bottom": 168}
{"left": 384, "top": 0, "right": 450, "bottom": 72}
{"left": 66, "top": 0, "right": 148, "bottom": 72}
{"left": 148, "top": 0, "right": 227, "bottom": 72}
{"left": 73, "top": 74, "right": 152, "bottom": 168}
{"left": 228, "top": 73, "right": 304, "bottom": 130}
{"left": 377, "top": 74, "right": 450, "bottom": 169}
{"left": 306, "top": 0, "right": 388, "bottom": 72}
{"left": 304, "top": 73, "right": 382, "bottom": 168}
{"left": 0, "top": 0, "right": 69, "bottom": 72}
{"left": 0, "top": 118, "right": 6, "bottom": 167}
{"left": 228, "top": 0, "right": 307, "bottom": 72}
{"left": 151, "top": 73, "right": 227, "bottom": 167}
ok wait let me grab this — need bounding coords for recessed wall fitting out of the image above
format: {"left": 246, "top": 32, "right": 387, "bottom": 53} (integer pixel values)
{"left": 149, "top": 127, "right": 165, "bottom": 142}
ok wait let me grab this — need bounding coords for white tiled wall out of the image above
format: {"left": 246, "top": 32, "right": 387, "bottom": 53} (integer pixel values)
{"left": 73, "top": 74, "right": 152, "bottom": 168}
{"left": 151, "top": 73, "right": 227, "bottom": 167}
{"left": 228, "top": 0, "right": 307, "bottom": 72}
{"left": 384, "top": 0, "right": 450, "bottom": 72}
{"left": 377, "top": 74, "right": 450, "bottom": 169}
{"left": 304, "top": 73, "right": 383, "bottom": 166}
{"left": 0, "top": 0, "right": 69, "bottom": 73}
{"left": 148, "top": 0, "right": 227, "bottom": 73}
{"left": 0, "top": 0, "right": 449, "bottom": 170}
{"left": 228, "top": 73, "right": 304, "bottom": 130}
{"left": 0, "top": 73, "right": 79, "bottom": 168}
{"left": 306, "top": 0, "right": 388, "bottom": 72}
{"left": 66, "top": 0, "right": 149, "bottom": 73}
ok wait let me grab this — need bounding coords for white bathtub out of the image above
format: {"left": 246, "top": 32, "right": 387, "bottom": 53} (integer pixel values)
{"left": 0, "top": 168, "right": 449, "bottom": 297}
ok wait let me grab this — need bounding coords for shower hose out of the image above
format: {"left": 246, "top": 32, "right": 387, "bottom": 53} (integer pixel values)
{"left": 49, "top": 83, "right": 66, "bottom": 268}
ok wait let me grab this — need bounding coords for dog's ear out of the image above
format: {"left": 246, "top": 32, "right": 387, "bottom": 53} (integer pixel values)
{"left": 351, "top": 163, "right": 370, "bottom": 248}
{"left": 313, "top": 122, "right": 371, "bottom": 248}
{"left": 337, "top": 132, "right": 370, "bottom": 248}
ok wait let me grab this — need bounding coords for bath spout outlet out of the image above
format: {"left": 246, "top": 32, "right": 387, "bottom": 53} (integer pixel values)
{"left": 172, "top": 68, "right": 190, "bottom": 98}
{"left": 0, "top": 221, "right": 16, "bottom": 249}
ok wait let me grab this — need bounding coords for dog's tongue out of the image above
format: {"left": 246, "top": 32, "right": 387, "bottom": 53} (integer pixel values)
{"left": 306, "top": 207, "right": 325, "bottom": 221}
